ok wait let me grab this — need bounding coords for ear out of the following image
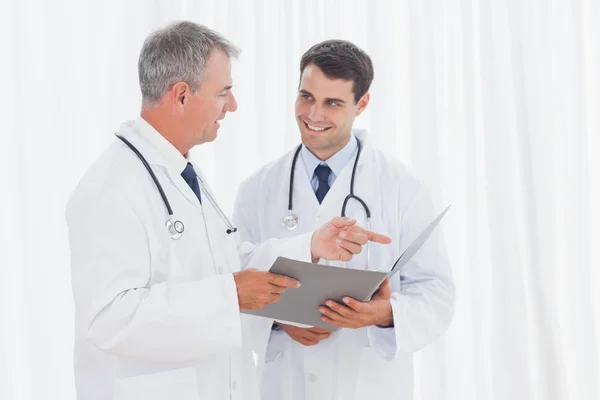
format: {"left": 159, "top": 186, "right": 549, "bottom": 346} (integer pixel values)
{"left": 170, "top": 82, "right": 190, "bottom": 107}
{"left": 354, "top": 92, "right": 370, "bottom": 117}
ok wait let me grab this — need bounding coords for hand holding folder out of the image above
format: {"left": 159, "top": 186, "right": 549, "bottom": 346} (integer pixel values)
{"left": 241, "top": 205, "right": 451, "bottom": 330}
{"left": 318, "top": 277, "right": 394, "bottom": 329}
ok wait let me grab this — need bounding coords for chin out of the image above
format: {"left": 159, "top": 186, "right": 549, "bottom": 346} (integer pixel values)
{"left": 207, "top": 130, "right": 220, "bottom": 142}
{"left": 301, "top": 130, "right": 333, "bottom": 149}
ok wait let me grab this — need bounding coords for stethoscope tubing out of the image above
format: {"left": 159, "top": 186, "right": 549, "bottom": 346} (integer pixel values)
{"left": 115, "top": 134, "right": 237, "bottom": 237}
{"left": 286, "top": 137, "right": 371, "bottom": 224}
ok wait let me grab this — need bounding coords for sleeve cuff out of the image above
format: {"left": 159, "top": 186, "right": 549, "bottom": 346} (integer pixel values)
{"left": 366, "top": 298, "right": 401, "bottom": 361}
{"left": 281, "top": 231, "right": 313, "bottom": 263}
{"left": 366, "top": 325, "right": 398, "bottom": 361}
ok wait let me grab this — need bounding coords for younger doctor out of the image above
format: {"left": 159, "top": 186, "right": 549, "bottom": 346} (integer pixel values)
{"left": 65, "top": 24, "right": 390, "bottom": 400}
{"left": 232, "top": 40, "right": 456, "bottom": 399}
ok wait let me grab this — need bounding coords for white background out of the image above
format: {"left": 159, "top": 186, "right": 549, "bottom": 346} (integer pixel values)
{"left": 1, "top": 0, "right": 599, "bottom": 399}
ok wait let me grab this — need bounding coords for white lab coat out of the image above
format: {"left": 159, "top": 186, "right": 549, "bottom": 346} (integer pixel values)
{"left": 232, "top": 130, "right": 456, "bottom": 400}
{"left": 65, "top": 121, "right": 312, "bottom": 400}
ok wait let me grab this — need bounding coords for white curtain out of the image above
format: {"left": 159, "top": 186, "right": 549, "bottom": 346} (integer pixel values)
{"left": 1, "top": 0, "right": 598, "bottom": 399}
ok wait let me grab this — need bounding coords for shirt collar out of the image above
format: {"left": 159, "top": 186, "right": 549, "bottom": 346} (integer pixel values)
{"left": 300, "top": 135, "right": 358, "bottom": 178}
{"left": 133, "top": 117, "right": 188, "bottom": 174}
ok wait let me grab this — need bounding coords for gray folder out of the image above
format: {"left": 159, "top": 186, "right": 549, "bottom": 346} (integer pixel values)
{"left": 242, "top": 205, "right": 450, "bottom": 330}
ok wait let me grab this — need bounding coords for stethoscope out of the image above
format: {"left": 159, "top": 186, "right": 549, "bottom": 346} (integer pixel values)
{"left": 283, "top": 137, "right": 371, "bottom": 231}
{"left": 115, "top": 134, "right": 237, "bottom": 240}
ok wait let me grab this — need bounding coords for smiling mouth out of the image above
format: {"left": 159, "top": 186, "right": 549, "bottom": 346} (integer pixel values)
{"left": 303, "top": 120, "right": 332, "bottom": 132}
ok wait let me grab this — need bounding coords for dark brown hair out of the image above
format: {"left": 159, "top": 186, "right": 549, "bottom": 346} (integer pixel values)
{"left": 299, "top": 40, "right": 374, "bottom": 103}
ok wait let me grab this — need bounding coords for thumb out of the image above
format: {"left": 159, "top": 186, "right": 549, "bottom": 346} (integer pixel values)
{"left": 374, "top": 278, "right": 391, "bottom": 298}
{"left": 380, "top": 278, "right": 392, "bottom": 296}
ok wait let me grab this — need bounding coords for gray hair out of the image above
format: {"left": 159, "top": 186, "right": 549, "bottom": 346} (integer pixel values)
{"left": 138, "top": 21, "right": 240, "bottom": 107}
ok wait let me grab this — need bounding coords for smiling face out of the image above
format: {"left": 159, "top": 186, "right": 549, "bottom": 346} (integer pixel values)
{"left": 295, "top": 64, "right": 370, "bottom": 160}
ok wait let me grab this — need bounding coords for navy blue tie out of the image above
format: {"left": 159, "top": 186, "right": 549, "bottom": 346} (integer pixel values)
{"left": 181, "top": 162, "right": 201, "bottom": 204}
{"left": 314, "top": 164, "right": 331, "bottom": 204}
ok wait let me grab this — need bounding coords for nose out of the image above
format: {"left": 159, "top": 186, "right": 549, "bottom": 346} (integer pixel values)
{"left": 227, "top": 91, "right": 238, "bottom": 113}
{"left": 308, "top": 103, "right": 324, "bottom": 121}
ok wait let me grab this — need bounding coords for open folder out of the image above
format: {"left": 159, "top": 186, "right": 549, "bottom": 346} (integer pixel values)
{"left": 241, "top": 205, "right": 451, "bottom": 330}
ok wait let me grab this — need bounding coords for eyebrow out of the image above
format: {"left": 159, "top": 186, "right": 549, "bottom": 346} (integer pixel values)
{"left": 299, "top": 89, "right": 346, "bottom": 104}
{"left": 221, "top": 85, "right": 233, "bottom": 92}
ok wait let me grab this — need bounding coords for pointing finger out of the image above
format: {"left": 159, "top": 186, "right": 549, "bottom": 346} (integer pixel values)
{"left": 363, "top": 229, "right": 392, "bottom": 244}
{"left": 342, "top": 225, "right": 391, "bottom": 245}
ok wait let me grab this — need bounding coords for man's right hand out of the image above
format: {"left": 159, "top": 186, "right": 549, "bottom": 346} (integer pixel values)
{"left": 233, "top": 268, "right": 300, "bottom": 310}
{"left": 278, "top": 323, "right": 332, "bottom": 346}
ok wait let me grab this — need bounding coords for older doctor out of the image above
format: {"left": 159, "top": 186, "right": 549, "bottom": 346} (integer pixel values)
{"left": 232, "top": 40, "right": 456, "bottom": 399}
{"left": 65, "top": 24, "right": 390, "bottom": 400}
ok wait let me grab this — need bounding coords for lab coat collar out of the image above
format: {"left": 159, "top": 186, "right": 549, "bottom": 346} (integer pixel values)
{"left": 351, "top": 128, "right": 372, "bottom": 167}
{"left": 133, "top": 117, "right": 189, "bottom": 174}
{"left": 298, "top": 128, "right": 372, "bottom": 177}
{"left": 116, "top": 120, "right": 203, "bottom": 208}
{"left": 300, "top": 134, "right": 358, "bottom": 180}
{"left": 285, "top": 128, "right": 373, "bottom": 207}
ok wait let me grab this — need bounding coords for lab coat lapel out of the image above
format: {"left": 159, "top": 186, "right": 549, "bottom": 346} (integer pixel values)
{"left": 316, "top": 135, "right": 362, "bottom": 211}
{"left": 192, "top": 162, "right": 239, "bottom": 273}
{"left": 318, "top": 158, "right": 354, "bottom": 212}
{"left": 324, "top": 132, "right": 374, "bottom": 210}
{"left": 311, "top": 131, "right": 373, "bottom": 211}
{"left": 117, "top": 121, "right": 202, "bottom": 208}
{"left": 165, "top": 169, "right": 204, "bottom": 209}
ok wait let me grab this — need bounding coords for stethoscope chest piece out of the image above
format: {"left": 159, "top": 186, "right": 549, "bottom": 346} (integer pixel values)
{"left": 166, "top": 217, "right": 185, "bottom": 240}
{"left": 282, "top": 210, "right": 299, "bottom": 231}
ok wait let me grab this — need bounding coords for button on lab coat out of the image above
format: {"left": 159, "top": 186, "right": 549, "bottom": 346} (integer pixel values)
{"left": 65, "top": 121, "right": 312, "bottom": 400}
{"left": 232, "top": 131, "right": 456, "bottom": 400}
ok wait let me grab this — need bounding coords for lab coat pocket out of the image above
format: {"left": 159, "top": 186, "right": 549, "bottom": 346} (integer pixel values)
{"left": 117, "top": 367, "right": 198, "bottom": 400}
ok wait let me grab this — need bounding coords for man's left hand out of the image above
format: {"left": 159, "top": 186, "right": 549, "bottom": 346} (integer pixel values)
{"left": 318, "top": 278, "right": 394, "bottom": 329}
